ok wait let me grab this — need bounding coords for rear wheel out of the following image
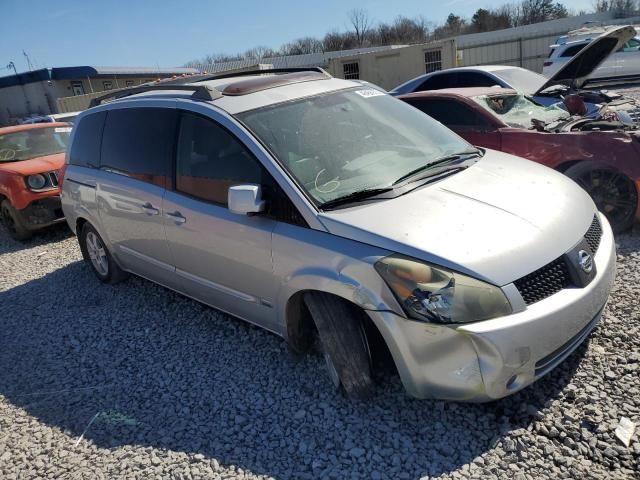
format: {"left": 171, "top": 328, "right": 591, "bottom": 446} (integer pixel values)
{"left": 565, "top": 161, "right": 638, "bottom": 233}
{"left": 79, "top": 223, "right": 128, "bottom": 283}
{"left": 303, "top": 292, "right": 374, "bottom": 400}
{"left": 1, "top": 200, "right": 32, "bottom": 241}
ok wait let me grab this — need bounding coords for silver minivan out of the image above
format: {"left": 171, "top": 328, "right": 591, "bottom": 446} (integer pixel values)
{"left": 61, "top": 69, "right": 616, "bottom": 401}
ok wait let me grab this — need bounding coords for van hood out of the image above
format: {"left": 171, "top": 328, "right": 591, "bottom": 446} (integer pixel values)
{"left": 317, "top": 150, "right": 596, "bottom": 286}
{"left": 0, "top": 153, "right": 65, "bottom": 175}
{"left": 535, "top": 25, "right": 635, "bottom": 94}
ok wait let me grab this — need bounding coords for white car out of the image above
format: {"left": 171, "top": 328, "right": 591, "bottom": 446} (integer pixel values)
{"left": 543, "top": 27, "right": 640, "bottom": 80}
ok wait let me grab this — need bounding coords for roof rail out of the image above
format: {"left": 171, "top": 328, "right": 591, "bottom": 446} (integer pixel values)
{"left": 194, "top": 66, "right": 331, "bottom": 83}
{"left": 88, "top": 84, "right": 221, "bottom": 107}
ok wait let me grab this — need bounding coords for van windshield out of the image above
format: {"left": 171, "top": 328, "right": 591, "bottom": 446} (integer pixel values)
{"left": 0, "top": 126, "right": 71, "bottom": 162}
{"left": 237, "top": 88, "right": 473, "bottom": 205}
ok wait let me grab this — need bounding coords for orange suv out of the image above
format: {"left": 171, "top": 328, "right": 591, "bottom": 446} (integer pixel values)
{"left": 0, "top": 123, "right": 71, "bottom": 240}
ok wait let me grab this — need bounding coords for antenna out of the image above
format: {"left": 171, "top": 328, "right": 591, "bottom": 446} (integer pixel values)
{"left": 7, "top": 61, "right": 18, "bottom": 76}
{"left": 22, "top": 50, "right": 33, "bottom": 71}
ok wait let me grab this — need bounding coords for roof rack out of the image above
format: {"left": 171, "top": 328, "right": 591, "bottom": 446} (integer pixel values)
{"left": 194, "top": 66, "right": 331, "bottom": 83}
{"left": 88, "top": 84, "right": 221, "bottom": 107}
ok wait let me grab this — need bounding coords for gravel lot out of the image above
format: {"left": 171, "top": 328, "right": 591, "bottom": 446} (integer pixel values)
{"left": 0, "top": 221, "right": 638, "bottom": 480}
{"left": 2, "top": 84, "right": 640, "bottom": 479}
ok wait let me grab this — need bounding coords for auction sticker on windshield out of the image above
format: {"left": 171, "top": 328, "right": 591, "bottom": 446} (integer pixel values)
{"left": 355, "top": 89, "right": 385, "bottom": 98}
{"left": 55, "top": 127, "right": 72, "bottom": 133}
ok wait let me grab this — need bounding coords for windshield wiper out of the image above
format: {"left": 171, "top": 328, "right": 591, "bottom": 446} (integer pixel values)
{"left": 318, "top": 187, "right": 394, "bottom": 210}
{"left": 392, "top": 150, "right": 481, "bottom": 186}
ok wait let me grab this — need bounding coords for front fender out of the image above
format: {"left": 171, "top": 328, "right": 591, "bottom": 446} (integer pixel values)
{"left": 272, "top": 224, "right": 405, "bottom": 336}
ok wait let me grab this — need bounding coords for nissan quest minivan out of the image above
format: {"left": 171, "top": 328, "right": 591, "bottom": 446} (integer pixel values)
{"left": 61, "top": 69, "right": 616, "bottom": 401}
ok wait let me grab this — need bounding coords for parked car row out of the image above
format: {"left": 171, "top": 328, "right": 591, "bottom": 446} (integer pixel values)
{"left": 542, "top": 24, "right": 640, "bottom": 80}
{"left": 1, "top": 28, "right": 634, "bottom": 401}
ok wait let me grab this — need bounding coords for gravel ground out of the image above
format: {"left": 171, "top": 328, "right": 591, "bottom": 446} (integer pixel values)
{"left": 0, "top": 221, "right": 638, "bottom": 480}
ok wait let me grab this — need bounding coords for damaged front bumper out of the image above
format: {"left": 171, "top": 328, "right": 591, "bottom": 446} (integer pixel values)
{"left": 17, "top": 196, "right": 65, "bottom": 231}
{"left": 367, "top": 213, "right": 616, "bottom": 402}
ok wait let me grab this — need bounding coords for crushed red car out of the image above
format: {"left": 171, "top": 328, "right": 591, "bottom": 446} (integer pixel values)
{"left": 399, "top": 87, "right": 640, "bottom": 232}
{"left": 0, "top": 123, "right": 71, "bottom": 240}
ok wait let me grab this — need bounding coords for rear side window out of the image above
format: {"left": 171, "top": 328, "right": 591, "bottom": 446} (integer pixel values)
{"left": 457, "top": 72, "right": 499, "bottom": 88}
{"left": 407, "top": 98, "right": 490, "bottom": 128}
{"left": 69, "top": 111, "right": 106, "bottom": 167}
{"left": 100, "top": 108, "right": 176, "bottom": 188}
{"left": 417, "top": 72, "right": 456, "bottom": 91}
{"left": 560, "top": 44, "right": 585, "bottom": 57}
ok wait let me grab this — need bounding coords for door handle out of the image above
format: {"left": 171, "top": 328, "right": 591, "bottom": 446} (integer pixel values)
{"left": 141, "top": 202, "right": 160, "bottom": 215}
{"left": 166, "top": 211, "right": 186, "bottom": 224}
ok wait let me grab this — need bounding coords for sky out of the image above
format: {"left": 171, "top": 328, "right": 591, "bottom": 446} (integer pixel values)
{"left": 3, "top": 0, "right": 594, "bottom": 72}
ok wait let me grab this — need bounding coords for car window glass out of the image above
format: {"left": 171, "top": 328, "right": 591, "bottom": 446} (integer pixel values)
{"left": 69, "top": 112, "right": 106, "bottom": 167}
{"left": 561, "top": 43, "right": 586, "bottom": 57}
{"left": 176, "top": 112, "right": 307, "bottom": 226}
{"left": 623, "top": 38, "right": 640, "bottom": 52}
{"left": 418, "top": 72, "right": 455, "bottom": 91}
{"left": 100, "top": 108, "right": 175, "bottom": 188}
{"left": 456, "top": 72, "right": 498, "bottom": 88}
{"left": 408, "top": 98, "right": 490, "bottom": 128}
{"left": 176, "top": 112, "right": 265, "bottom": 205}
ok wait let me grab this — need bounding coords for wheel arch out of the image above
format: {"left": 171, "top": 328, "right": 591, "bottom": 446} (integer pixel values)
{"left": 284, "top": 288, "right": 394, "bottom": 372}
{"left": 555, "top": 159, "right": 584, "bottom": 173}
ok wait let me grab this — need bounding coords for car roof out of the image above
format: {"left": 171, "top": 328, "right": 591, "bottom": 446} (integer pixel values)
{"left": 0, "top": 122, "right": 71, "bottom": 135}
{"left": 94, "top": 70, "right": 363, "bottom": 115}
{"left": 399, "top": 87, "right": 518, "bottom": 99}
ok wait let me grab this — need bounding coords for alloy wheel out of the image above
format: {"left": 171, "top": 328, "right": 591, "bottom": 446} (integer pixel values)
{"left": 574, "top": 169, "right": 637, "bottom": 230}
{"left": 85, "top": 231, "right": 109, "bottom": 276}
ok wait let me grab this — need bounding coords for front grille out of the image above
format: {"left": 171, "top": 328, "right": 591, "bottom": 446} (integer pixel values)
{"left": 584, "top": 215, "right": 602, "bottom": 255}
{"left": 514, "top": 215, "right": 603, "bottom": 306}
{"left": 626, "top": 106, "right": 640, "bottom": 123}
{"left": 514, "top": 257, "right": 572, "bottom": 306}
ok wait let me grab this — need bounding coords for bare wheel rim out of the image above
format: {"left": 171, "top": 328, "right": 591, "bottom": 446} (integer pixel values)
{"left": 574, "top": 169, "right": 637, "bottom": 227}
{"left": 86, "top": 231, "right": 109, "bottom": 276}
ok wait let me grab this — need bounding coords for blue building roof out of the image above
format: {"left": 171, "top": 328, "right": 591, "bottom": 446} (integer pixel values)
{"left": 0, "top": 66, "right": 200, "bottom": 89}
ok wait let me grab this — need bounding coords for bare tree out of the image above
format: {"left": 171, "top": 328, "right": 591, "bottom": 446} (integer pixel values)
{"left": 348, "top": 8, "right": 371, "bottom": 46}
{"left": 244, "top": 45, "right": 276, "bottom": 60}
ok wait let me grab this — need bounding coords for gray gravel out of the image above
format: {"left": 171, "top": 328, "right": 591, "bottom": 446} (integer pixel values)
{"left": 1, "top": 222, "right": 639, "bottom": 480}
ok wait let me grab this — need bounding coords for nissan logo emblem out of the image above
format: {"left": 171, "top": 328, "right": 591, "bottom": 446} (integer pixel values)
{"left": 578, "top": 250, "right": 593, "bottom": 273}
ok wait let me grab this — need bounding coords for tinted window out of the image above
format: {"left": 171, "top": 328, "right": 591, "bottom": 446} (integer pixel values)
{"left": 100, "top": 108, "right": 176, "bottom": 187}
{"left": 176, "top": 112, "right": 307, "bottom": 226}
{"left": 69, "top": 112, "right": 106, "bottom": 167}
{"left": 561, "top": 44, "right": 585, "bottom": 57}
{"left": 417, "top": 72, "right": 456, "bottom": 91}
{"left": 408, "top": 98, "right": 489, "bottom": 128}
{"left": 457, "top": 72, "right": 499, "bottom": 88}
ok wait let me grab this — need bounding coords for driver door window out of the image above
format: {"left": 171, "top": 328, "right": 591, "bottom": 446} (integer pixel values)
{"left": 176, "top": 112, "right": 264, "bottom": 205}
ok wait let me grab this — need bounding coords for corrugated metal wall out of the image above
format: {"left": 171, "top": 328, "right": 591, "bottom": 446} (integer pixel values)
{"left": 456, "top": 12, "right": 640, "bottom": 73}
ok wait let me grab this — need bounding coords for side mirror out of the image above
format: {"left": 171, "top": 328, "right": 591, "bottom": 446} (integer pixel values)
{"left": 228, "top": 184, "right": 266, "bottom": 215}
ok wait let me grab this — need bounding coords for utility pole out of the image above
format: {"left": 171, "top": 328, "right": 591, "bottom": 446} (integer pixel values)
{"left": 22, "top": 51, "right": 33, "bottom": 71}
{"left": 6, "top": 61, "right": 32, "bottom": 117}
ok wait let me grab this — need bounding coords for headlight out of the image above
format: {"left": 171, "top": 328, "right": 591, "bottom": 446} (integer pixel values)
{"left": 375, "top": 254, "right": 512, "bottom": 324}
{"left": 26, "top": 174, "right": 48, "bottom": 190}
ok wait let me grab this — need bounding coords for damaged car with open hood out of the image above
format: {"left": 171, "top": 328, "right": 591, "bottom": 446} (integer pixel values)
{"left": 399, "top": 85, "right": 640, "bottom": 233}
{"left": 62, "top": 68, "right": 616, "bottom": 401}
{"left": 391, "top": 25, "right": 640, "bottom": 122}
